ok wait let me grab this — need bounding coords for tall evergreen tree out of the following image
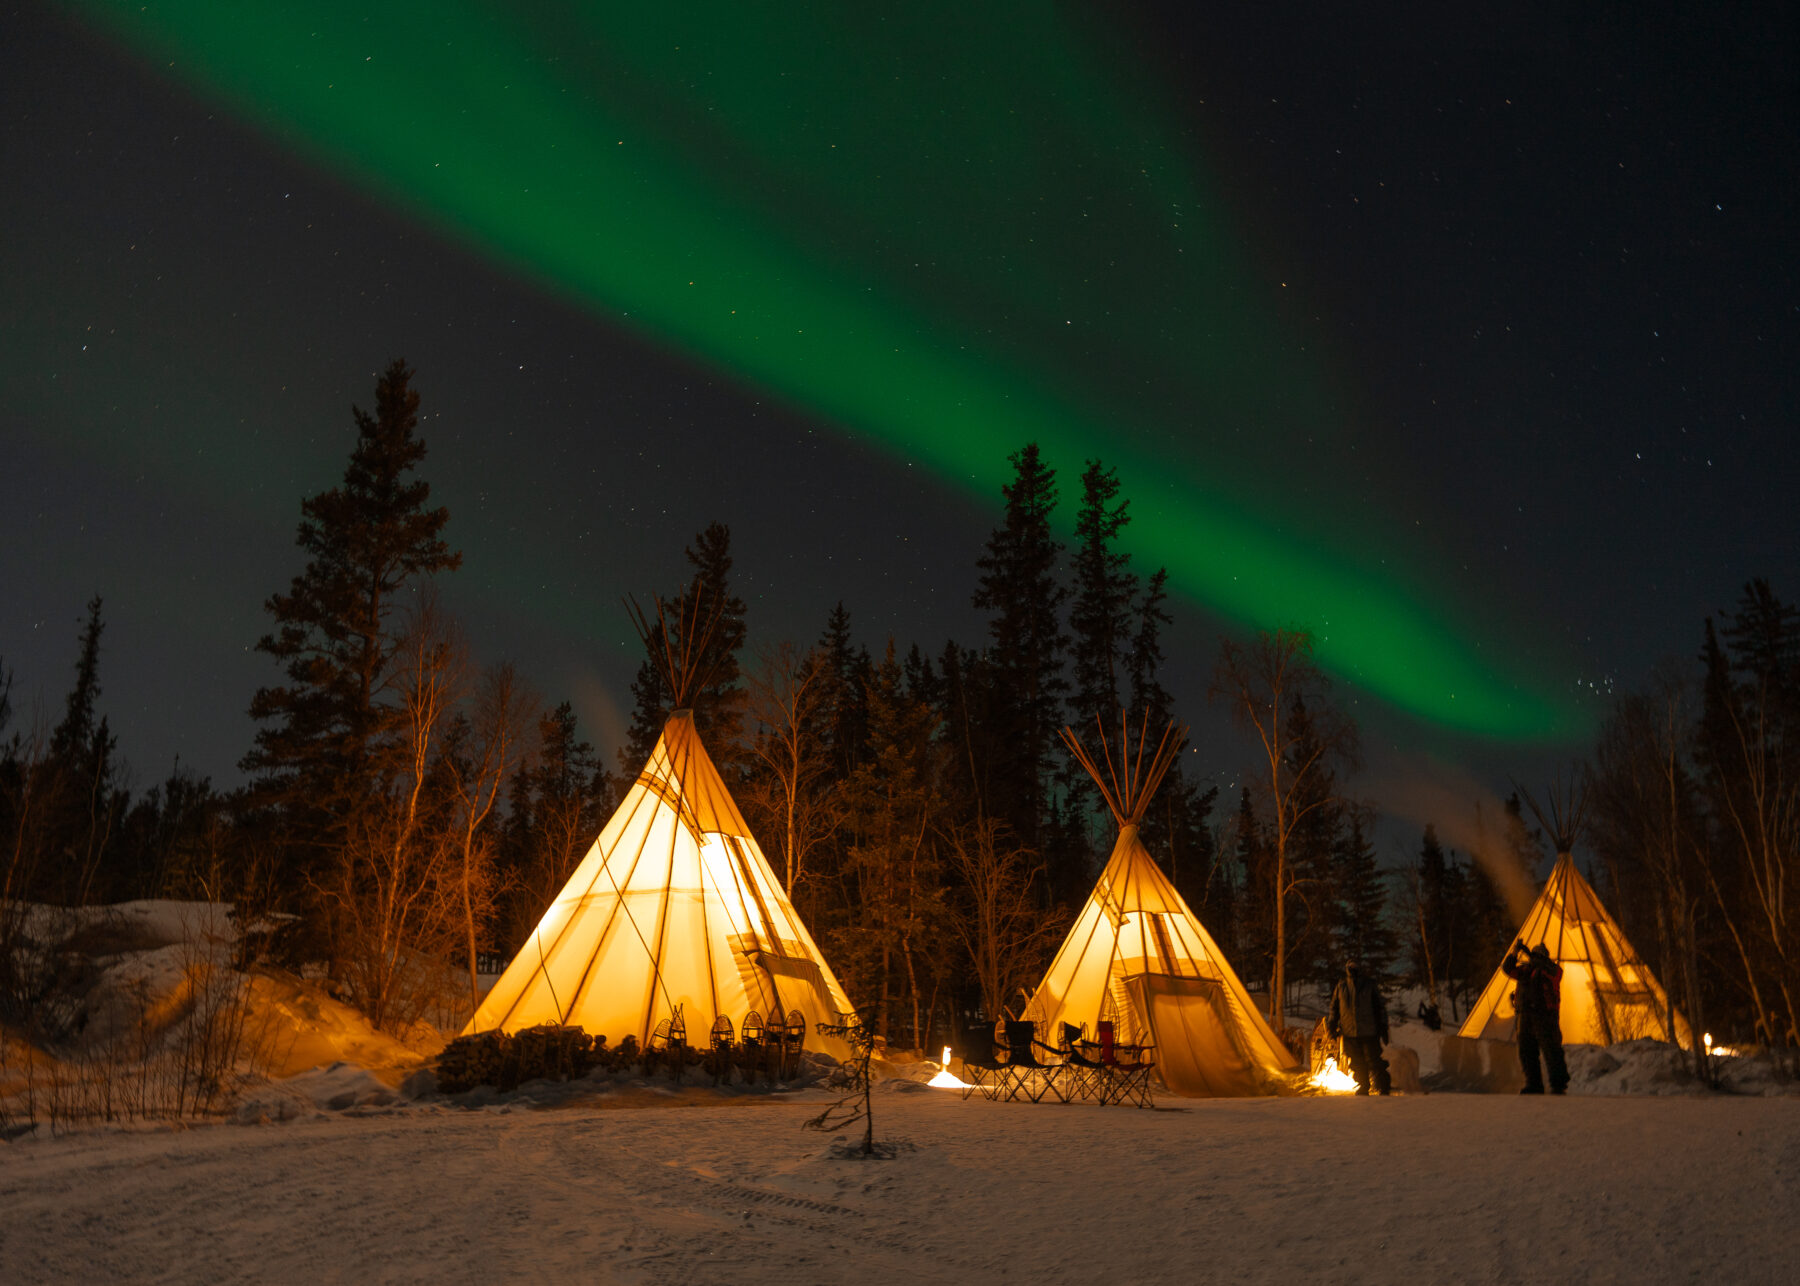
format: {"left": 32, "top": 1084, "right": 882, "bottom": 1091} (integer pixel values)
{"left": 1143, "top": 771, "right": 1221, "bottom": 931}
{"left": 1331, "top": 807, "right": 1398, "bottom": 980}
{"left": 816, "top": 602, "right": 873, "bottom": 781}
{"left": 622, "top": 522, "right": 748, "bottom": 768}
{"left": 1064, "top": 459, "right": 1142, "bottom": 868}
{"left": 497, "top": 701, "right": 613, "bottom": 951}
{"left": 1280, "top": 695, "right": 1343, "bottom": 988}
{"left": 1126, "top": 568, "right": 1174, "bottom": 723}
{"left": 831, "top": 642, "right": 945, "bottom": 1044}
{"left": 49, "top": 596, "right": 106, "bottom": 766}
{"left": 971, "top": 443, "right": 1068, "bottom": 868}
{"left": 1411, "top": 824, "right": 1452, "bottom": 1010}
{"left": 36, "top": 598, "right": 124, "bottom": 904}
{"left": 1067, "top": 459, "right": 1137, "bottom": 725}
{"left": 936, "top": 640, "right": 996, "bottom": 823}
{"left": 243, "top": 359, "right": 461, "bottom": 875}
{"left": 1231, "top": 786, "right": 1274, "bottom": 983}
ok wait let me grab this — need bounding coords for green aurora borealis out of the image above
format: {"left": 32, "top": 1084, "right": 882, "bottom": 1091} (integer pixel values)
{"left": 66, "top": 1, "right": 1584, "bottom": 740}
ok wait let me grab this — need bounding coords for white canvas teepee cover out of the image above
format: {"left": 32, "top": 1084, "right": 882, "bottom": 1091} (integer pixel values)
{"left": 1457, "top": 854, "right": 1690, "bottom": 1048}
{"left": 465, "top": 711, "right": 857, "bottom": 1060}
{"left": 1025, "top": 824, "right": 1299, "bottom": 1095}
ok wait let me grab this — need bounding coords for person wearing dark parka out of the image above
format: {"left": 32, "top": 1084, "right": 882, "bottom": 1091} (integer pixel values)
{"left": 1502, "top": 940, "right": 1569, "bottom": 1094}
{"left": 1327, "top": 961, "right": 1392, "bottom": 1095}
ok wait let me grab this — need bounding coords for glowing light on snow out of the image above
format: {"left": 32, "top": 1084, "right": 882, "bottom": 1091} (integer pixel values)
{"left": 1310, "top": 1057, "right": 1359, "bottom": 1094}
{"left": 928, "top": 1044, "right": 974, "bottom": 1089}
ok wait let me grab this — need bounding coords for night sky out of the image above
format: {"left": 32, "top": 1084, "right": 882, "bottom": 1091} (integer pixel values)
{"left": 4, "top": 2, "right": 1795, "bottom": 854}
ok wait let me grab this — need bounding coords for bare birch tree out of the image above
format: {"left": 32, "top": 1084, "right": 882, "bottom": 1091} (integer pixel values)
{"left": 444, "top": 664, "right": 537, "bottom": 1011}
{"left": 944, "top": 815, "right": 1066, "bottom": 1024}
{"left": 1589, "top": 675, "right": 1713, "bottom": 1077}
{"left": 324, "top": 598, "right": 464, "bottom": 1032}
{"left": 742, "top": 641, "right": 841, "bottom": 896}
{"left": 1211, "top": 628, "right": 1356, "bottom": 1029}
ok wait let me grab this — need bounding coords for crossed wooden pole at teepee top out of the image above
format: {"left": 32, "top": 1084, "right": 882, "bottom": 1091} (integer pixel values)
{"left": 1515, "top": 770, "right": 1590, "bottom": 859}
{"left": 1060, "top": 709, "right": 1191, "bottom": 829}
{"left": 623, "top": 578, "right": 728, "bottom": 712}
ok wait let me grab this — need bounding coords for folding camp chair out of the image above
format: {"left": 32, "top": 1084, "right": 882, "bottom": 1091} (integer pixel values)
{"left": 738, "top": 1011, "right": 766, "bottom": 1084}
{"left": 959, "top": 1024, "right": 1007, "bottom": 1101}
{"left": 706, "top": 1015, "right": 735, "bottom": 1084}
{"left": 999, "top": 1020, "right": 1066, "bottom": 1103}
{"left": 1095, "top": 1020, "right": 1156, "bottom": 1107}
{"left": 1059, "top": 1022, "right": 1106, "bottom": 1102}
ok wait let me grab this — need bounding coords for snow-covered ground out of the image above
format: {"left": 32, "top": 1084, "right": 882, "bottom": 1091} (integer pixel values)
{"left": 4, "top": 1084, "right": 1795, "bottom": 1285}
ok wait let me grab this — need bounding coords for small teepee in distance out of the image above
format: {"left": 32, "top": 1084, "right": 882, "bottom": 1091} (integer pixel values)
{"left": 464, "top": 588, "right": 858, "bottom": 1059}
{"left": 1458, "top": 783, "right": 1690, "bottom": 1049}
{"left": 1024, "top": 713, "right": 1300, "bottom": 1096}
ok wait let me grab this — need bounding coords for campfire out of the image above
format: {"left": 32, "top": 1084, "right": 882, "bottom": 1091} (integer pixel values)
{"left": 1703, "top": 1033, "right": 1743, "bottom": 1059}
{"left": 927, "top": 1045, "right": 974, "bottom": 1089}
{"left": 1309, "top": 1056, "right": 1360, "bottom": 1094}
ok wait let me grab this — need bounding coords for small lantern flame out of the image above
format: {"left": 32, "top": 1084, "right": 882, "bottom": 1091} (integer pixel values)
{"left": 1310, "top": 1056, "right": 1360, "bottom": 1094}
{"left": 927, "top": 1044, "right": 973, "bottom": 1089}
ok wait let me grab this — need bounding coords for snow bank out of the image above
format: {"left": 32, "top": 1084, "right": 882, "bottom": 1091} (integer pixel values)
{"left": 240, "top": 972, "right": 430, "bottom": 1082}
{"left": 2, "top": 900, "right": 434, "bottom": 1126}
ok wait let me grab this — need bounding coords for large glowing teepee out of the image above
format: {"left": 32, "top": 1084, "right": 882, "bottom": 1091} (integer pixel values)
{"left": 1457, "top": 853, "right": 1690, "bottom": 1048}
{"left": 1023, "top": 715, "right": 1300, "bottom": 1096}
{"left": 1458, "top": 785, "right": 1689, "bottom": 1048}
{"left": 464, "top": 594, "right": 857, "bottom": 1060}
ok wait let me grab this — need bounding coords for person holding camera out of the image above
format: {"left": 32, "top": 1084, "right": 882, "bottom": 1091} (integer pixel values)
{"left": 1502, "top": 940, "right": 1568, "bottom": 1095}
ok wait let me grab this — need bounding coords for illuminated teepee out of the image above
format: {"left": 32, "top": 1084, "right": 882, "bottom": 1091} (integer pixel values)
{"left": 1458, "top": 787, "right": 1690, "bottom": 1048}
{"left": 1023, "top": 715, "right": 1301, "bottom": 1096}
{"left": 464, "top": 592, "right": 857, "bottom": 1060}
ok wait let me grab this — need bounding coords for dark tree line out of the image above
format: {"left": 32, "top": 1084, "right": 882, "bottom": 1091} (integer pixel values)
{"left": 1588, "top": 579, "right": 1800, "bottom": 1050}
{"left": 9, "top": 358, "right": 1784, "bottom": 1054}
{"left": 0, "top": 391, "right": 1386, "bottom": 1045}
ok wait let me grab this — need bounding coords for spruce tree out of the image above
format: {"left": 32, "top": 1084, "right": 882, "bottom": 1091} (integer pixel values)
{"left": 1127, "top": 569, "right": 1174, "bottom": 723}
{"left": 832, "top": 641, "right": 944, "bottom": 1044}
{"left": 49, "top": 596, "right": 106, "bottom": 766}
{"left": 622, "top": 522, "right": 748, "bottom": 768}
{"left": 971, "top": 443, "right": 1068, "bottom": 869}
{"left": 36, "top": 598, "right": 124, "bottom": 904}
{"left": 1411, "top": 824, "right": 1451, "bottom": 1004}
{"left": 499, "top": 701, "right": 612, "bottom": 950}
{"left": 244, "top": 360, "right": 461, "bottom": 872}
{"left": 1281, "top": 695, "right": 1342, "bottom": 988}
{"left": 1231, "top": 786, "right": 1274, "bottom": 984}
{"left": 1068, "top": 459, "right": 1137, "bottom": 724}
{"left": 817, "top": 602, "right": 872, "bottom": 780}
{"left": 1331, "top": 807, "right": 1398, "bottom": 980}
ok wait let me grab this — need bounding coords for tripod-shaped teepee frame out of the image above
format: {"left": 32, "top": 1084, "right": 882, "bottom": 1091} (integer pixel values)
{"left": 1024, "top": 712, "right": 1300, "bottom": 1096}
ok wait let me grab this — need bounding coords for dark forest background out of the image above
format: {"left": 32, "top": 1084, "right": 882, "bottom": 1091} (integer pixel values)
{"left": 3, "top": 364, "right": 1794, "bottom": 1052}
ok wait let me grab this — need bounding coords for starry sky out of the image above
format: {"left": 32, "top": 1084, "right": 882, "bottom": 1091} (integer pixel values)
{"left": 3, "top": 2, "right": 1795, "bottom": 852}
